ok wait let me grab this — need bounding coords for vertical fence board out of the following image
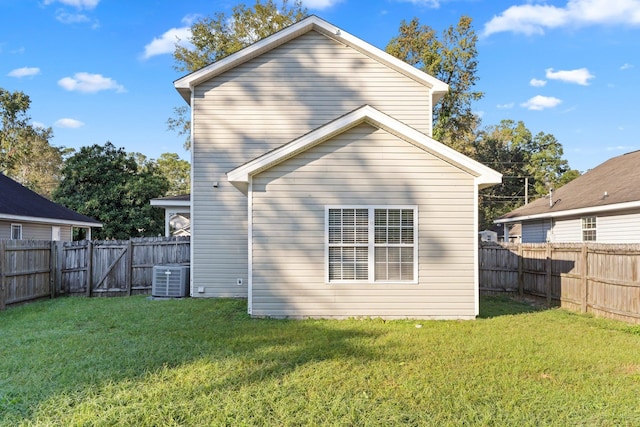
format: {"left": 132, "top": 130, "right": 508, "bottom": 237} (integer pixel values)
{"left": 480, "top": 242, "right": 640, "bottom": 324}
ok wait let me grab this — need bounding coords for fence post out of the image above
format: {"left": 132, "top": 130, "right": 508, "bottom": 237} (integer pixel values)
{"left": 581, "top": 244, "right": 588, "bottom": 313}
{"left": 0, "top": 240, "right": 5, "bottom": 310}
{"left": 546, "top": 243, "right": 552, "bottom": 306}
{"left": 127, "top": 239, "right": 134, "bottom": 296}
{"left": 49, "top": 241, "right": 56, "bottom": 299}
{"left": 517, "top": 244, "right": 524, "bottom": 296}
{"left": 86, "top": 240, "right": 93, "bottom": 297}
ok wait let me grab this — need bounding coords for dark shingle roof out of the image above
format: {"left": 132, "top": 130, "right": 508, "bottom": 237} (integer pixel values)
{"left": 499, "top": 150, "right": 640, "bottom": 220}
{"left": 151, "top": 194, "right": 190, "bottom": 202}
{"left": 0, "top": 173, "right": 101, "bottom": 225}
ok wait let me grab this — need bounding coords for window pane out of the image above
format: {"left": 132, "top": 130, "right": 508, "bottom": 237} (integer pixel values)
{"left": 402, "top": 210, "right": 413, "bottom": 226}
{"left": 402, "top": 227, "right": 414, "bottom": 244}
{"left": 388, "top": 226, "right": 401, "bottom": 244}
{"left": 388, "top": 210, "right": 401, "bottom": 226}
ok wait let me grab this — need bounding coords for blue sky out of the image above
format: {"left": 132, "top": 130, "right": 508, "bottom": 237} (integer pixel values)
{"left": 1, "top": 0, "right": 639, "bottom": 172}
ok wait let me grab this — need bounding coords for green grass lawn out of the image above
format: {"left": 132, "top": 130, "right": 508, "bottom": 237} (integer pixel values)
{"left": 1, "top": 296, "right": 640, "bottom": 426}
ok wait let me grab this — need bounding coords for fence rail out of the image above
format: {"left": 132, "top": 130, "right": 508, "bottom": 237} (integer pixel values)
{"left": 0, "top": 236, "right": 190, "bottom": 309}
{"left": 480, "top": 242, "right": 640, "bottom": 324}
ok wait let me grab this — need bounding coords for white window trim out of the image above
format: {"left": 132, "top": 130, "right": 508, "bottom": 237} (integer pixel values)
{"left": 325, "top": 205, "right": 418, "bottom": 284}
{"left": 11, "top": 223, "right": 22, "bottom": 240}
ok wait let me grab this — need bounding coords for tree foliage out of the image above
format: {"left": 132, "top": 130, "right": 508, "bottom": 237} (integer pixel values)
{"left": 474, "top": 120, "right": 580, "bottom": 228}
{"left": 173, "top": 0, "right": 307, "bottom": 73}
{"left": 386, "top": 16, "right": 482, "bottom": 152}
{"left": 0, "top": 88, "right": 63, "bottom": 197}
{"left": 52, "top": 142, "right": 169, "bottom": 240}
{"left": 156, "top": 152, "right": 190, "bottom": 196}
{"left": 169, "top": 0, "right": 308, "bottom": 149}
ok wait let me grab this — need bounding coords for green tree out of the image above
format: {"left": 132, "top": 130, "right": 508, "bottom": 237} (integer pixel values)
{"left": 156, "top": 153, "right": 190, "bottom": 196}
{"left": 169, "top": 0, "right": 308, "bottom": 149}
{"left": 474, "top": 120, "right": 580, "bottom": 228}
{"left": 0, "top": 88, "right": 63, "bottom": 197}
{"left": 386, "top": 16, "right": 482, "bottom": 152}
{"left": 52, "top": 142, "right": 169, "bottom": 239}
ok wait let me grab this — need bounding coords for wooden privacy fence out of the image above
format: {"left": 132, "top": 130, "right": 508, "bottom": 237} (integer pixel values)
{"left": 0, "top": 236, "right": 190, "bottom": 309}
{"left": 480, "top": 242, "right": 640, "bottom": 324}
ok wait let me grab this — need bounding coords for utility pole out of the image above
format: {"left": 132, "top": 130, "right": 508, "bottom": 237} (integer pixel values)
{"left": 524, "top": 177, "right": 528, "bottom": 205}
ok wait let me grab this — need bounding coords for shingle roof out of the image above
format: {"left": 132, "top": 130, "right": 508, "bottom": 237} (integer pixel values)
{"left": 498, "top": 150, "right": 640, "bottom": 221}
{"left": 151, "top": 194, "right": 190, "bottom": 202}
{"left": 0, "top": 173, "right": 102, "bottom": 225}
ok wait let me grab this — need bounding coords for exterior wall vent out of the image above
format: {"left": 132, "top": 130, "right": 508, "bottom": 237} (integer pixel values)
{"left": 152, "top": 265, "right": 190, "bottom": 298}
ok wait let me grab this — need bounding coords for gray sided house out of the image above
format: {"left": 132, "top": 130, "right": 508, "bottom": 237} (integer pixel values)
{"left": 496, "top": 150, "right": 640, "bottom": 243}
{"left": 175, "top": 16, "right": 501, "bottom": 319}
{"left": 0, "top": 173, "right": 102, "bottom": 240}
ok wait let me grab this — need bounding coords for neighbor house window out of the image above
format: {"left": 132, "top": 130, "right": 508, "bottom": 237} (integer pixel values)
{"left": 327, "top": 207, "right": 417, "bottom": 283}
{"left": 11, "top": 224, "right": 22, "bottom": 240}
{"left": 582, "top": 216, "right": 596, "bottom": 241}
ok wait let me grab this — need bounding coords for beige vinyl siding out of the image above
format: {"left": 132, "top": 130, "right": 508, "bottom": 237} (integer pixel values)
{"left": 191, "top": 30, "right": 433, "bottom": 296}
{"left": 250, "top": 123, "right": 476, "bottom": 319}
{"left": 0, "top": 221, "right": 72, "bottom": 240}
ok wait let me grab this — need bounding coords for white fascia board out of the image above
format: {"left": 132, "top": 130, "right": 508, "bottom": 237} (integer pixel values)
{"left": 0, "top": 214, "right": 102, "bottom": 228}
{"left": 174, "top": 16, "right": 449, "bottom": 105}
{"left": 150, "top": 199, "right": 191, "bottom": 208}
{"left": 494, "top": 200, "right": 640, "bottom": 224}
{"left": 227, "top": 105, "right": 502, "bottom": 187}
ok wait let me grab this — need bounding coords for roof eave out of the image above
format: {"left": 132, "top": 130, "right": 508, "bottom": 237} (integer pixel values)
{"left": 494, "top": 200, "right": 640, "bottom": 224}
{"left": 227, "top": 105, "right": 501, "bottom": 187}
{"left": 0, "top": 213, "right": 102, "bottom": 228}
{"left": 173, "top": 16, "right": 449, "bottom": 106}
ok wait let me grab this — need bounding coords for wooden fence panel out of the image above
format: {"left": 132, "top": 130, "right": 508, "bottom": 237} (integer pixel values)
{"left": 0, "top": 236, "right": 190, "bottom": 309}
{"left": 60, "top": 236, "right": 190, "bottom": 297}
{"left": 2, "top": 240, "right": 52, "bottom": 305}
{"left": 480, "top": 242, "right": 640, "bottom": 324}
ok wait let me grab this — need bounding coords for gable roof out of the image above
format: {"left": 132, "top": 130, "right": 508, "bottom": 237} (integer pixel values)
{"left": 0, "top": 174, "right": 102, "bottom": 227}
{"left": 174, "top": 15, "right": 449, "bottom": 104}
{"left": 496, "top": 150, "right": 640, "bottom": 223}
{"left": 227, "top": 105, "right": 502, "bottom": 189}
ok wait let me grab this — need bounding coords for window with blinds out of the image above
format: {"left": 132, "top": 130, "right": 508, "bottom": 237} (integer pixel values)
{"left": 327, "top": 207, "right": 417, "bottom": 283}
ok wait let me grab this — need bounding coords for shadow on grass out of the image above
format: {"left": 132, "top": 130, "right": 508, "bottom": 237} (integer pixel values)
{"left": 478, "top": 295, "right": 546, "bottom": 319}
{"left": 0, "top": 296, "right": 386, "bottom": 423}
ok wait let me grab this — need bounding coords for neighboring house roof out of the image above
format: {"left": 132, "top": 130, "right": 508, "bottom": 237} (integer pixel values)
{"left": 150, "top": 194, "right": 191, "bottom": 208}
{"left": 227, "top": 105, "right": 502, "bottom": 189}
{"left": 495, "top": 150, "right": 640, "bottom": 223}
{"left": 0, "top": 173, "right": 102, "bottom": 227}
{"left": 174, "top": 15, "right": 449, "bottom": 105}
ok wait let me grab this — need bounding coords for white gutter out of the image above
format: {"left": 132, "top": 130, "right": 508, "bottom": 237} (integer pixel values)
{"left": 0, "top": 214, "right": 102, "bottom": 228}
{"left": 494, "top": 200, "right": 640, "bottom": 224}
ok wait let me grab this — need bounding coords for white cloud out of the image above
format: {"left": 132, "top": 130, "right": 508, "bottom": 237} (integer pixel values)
{"left": 530, "top": 78, "right": 547, "bottom": 87}
{"left": 43, "top": 0, "right": 99, "bottom": 10}
{"left": 143, "top": 26, "right": 192, "bottom": 59}
{"left": 54, "top": 10, "right": 90, "bottom": 24}
{"left": 58, "top": 72, "right": 126, "bottom": 93}
{"left": 31, "top": 121, "right": 47, "bottom": 129}
{"left": 55, "top": 118, "right": 84, "bottom": 128}
{"left": 300, "top": 0, "right": 344, "bottom": 9}
{"left": 620, "top": 63, "right": 634, "bottom": 70}
{"left": 606, "top": 145, "right": 636, "bottom": 151}
{"left": 396, "top": 0, "right": 441, "bottom": 7}
{"left": 521, "top": 95, "right": 562, "bottom": 110}
{"left": 8, "top": 67, "right": 40, "bottom": 78}
{"left": 545, "top": 67, "right": 594, "bottom": 85}
{"left": 496, "top": 103, "right": 514, "bottom": 109}
{"left": 483, "top": 0, "right": 640, "bottom": 37}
